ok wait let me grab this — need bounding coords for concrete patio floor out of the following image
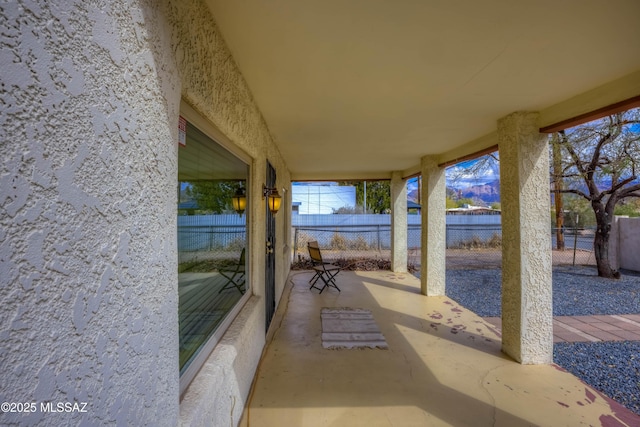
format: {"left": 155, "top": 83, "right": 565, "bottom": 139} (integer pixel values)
{"left": 240, "top": 270, "right": 639, "bottom": 427}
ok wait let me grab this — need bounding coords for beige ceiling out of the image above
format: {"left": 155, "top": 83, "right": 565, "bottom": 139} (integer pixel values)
{"left": 205, "top": 0, "right": 640, "bottom": 180}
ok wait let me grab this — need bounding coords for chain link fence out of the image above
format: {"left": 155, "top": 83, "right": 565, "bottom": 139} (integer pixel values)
{"left": 178, "top": 216, "right": 596, "bottom": 272}
{"left": 178, "top": 215, "right": 247, "bottom": 272}
{"left": 292, "top": 223, "right": 596, "bottom": 270}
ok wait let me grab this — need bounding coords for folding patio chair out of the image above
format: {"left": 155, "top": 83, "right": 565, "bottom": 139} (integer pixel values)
{"left": 308, "top": 241, "right": 341, "bottom": 293}
{"left": 307, "top": 241, "right": 325, "bottom": 284}
{"left": 218, "top": 248, "right": 246, "bottom": 294}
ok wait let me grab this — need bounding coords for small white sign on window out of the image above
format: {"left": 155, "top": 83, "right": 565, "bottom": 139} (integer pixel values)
{"left": 178, "top": 116, "right": 187, "bottom": 147}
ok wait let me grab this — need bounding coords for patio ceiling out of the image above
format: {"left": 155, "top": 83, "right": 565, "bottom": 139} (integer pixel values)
{"left": 204, "top": 0, "right": 640, "bottom": 180}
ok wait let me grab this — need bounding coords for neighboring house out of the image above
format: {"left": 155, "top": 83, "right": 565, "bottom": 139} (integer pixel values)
{"left": 407, "top": 200, "right": 422, "bottom": 213}
{"left": 446, "top": 205, "right": 501, "bottom": 215}
{"left": 291, "top": 183, "right": 356, "bottom": 214}
{"left": 178, "top": 200, "right": 199, "bottom": 215}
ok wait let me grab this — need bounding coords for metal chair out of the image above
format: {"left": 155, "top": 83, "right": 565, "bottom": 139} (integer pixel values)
{"left": 218, "top": 248, "right": 246, "bottom": 294}
{"left": 308, "top": 241, "right": 341, "bottom": 293}
{"left": 307, "top": 241, "right": 325, "bottom": 284}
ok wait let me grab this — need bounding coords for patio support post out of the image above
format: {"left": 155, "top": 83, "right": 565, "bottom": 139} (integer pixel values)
{"left": 420, "top": 156, "right": 446, "bottom": 296}
{"left": 498, "top": 112, "right": 553, "bottom": 364}
{"left": 391, "top": 171, "right": 408, "bottom": 273}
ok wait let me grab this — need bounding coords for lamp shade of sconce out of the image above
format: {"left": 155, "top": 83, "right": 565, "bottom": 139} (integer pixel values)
{"left": 267, "top": 191, "right": 282, "bottom": 214}
{"left": 262, "top": 185, "right": 282, "bottom": 214}
{"left": 232, "top": 187, "right": 247, "bottom": 215}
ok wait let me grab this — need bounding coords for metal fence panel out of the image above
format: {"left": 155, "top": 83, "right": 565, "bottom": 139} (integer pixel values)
{"left": 178, "top": 214, "right": 247, "bottom": 266}
{"left": 292, "top": 219, "right": 596, "bottom": 269}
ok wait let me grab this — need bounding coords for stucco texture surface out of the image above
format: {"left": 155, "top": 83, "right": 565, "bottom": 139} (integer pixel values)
{"left": 498, "top": 112, "right": 553, "bottom": 364}
{"left": 420, "top": 156, "right": 446, "bottom": 296}
{"left": 1, "top": 1, "right": 181, "bottom": 425}
{"left": 390, "top": 171, "right": 407, "bottom": 272}
{"left": 617, "top": 217, "right": 640, "bottom": 271}
{"left": 2, "top": 0, "right": 289, "bottom": 425}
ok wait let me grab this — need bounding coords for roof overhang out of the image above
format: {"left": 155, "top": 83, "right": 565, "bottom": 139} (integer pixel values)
{"left": 204, "top": 0, "right": 640, "bottom": 180}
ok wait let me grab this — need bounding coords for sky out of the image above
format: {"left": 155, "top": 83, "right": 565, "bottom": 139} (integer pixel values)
{"left": 446, "top": 165, "right": 498, "bottom": 188}
{"left": 293, "top": 153, "right": 500, "bottom": 214}
{"left": 291, "top": 183, "right": 356, "bottom": 214}
{"left": 407, "top": 156, "right": 499, "bottom": 193}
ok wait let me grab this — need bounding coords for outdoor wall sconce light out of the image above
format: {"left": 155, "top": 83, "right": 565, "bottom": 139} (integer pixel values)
{"left": 262, "top": 185, "right": 282, "bottom": 214}
{"left": 232, "top": 187, "right": 247, "bottom": 216}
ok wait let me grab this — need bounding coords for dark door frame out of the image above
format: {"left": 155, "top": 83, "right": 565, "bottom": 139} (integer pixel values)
{"left": 265, "top": 161, "right": 276, "bottom": 332}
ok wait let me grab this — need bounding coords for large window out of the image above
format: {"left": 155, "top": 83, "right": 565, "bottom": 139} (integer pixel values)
{"left": 178, "top": 117, "right": 249, "bottom": 394}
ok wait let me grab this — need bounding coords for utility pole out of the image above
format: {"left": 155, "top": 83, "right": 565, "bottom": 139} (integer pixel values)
{"left": 363, "top": 180, "right": 367, "bottom": 214}
{"left": 552, "top": 133, "right": 565, "bottom": 250}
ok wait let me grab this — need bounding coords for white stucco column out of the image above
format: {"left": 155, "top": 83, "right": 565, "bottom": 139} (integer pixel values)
{"left": 391, "top": 171, "right": 408, "bottom": 272}
{"left": 420, "top": 156, "right": 446, "bottom": 295}
{"left": 498, "top": 112, "right": 553, "bottom": 364}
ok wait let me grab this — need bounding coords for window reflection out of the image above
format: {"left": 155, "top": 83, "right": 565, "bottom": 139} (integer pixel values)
{"left": 178, "top": 121, "right": 248, "bottom": 373}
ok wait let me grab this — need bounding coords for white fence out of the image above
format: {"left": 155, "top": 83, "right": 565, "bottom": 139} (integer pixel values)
{"left": 177, "top": 212, "right": 504, "bottom": 254}
{"left": 292, "top": 213, "right": 502, "bottom": 251}
{"left": 292, "top": 213, "right": 502, "bottom": 226}
{"left": 611, "top": 216, "right": 640, "bottom": 272}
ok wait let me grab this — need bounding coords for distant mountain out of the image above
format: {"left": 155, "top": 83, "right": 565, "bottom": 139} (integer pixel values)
{"left": 459, "top": 179, "right": 500, "bottom": 203}
{"left": 408, "top": 175, "right": 639, "bottom": 207}
{"left": 408, "top": 180, "right": 501, "bottom": 204}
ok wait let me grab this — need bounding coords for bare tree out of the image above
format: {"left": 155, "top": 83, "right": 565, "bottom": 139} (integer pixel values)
{"left": 552, "top": 108, "right": 640, "bottom": 278}
{"left": 446, "top": 152, "right": 500, "bottom": 186}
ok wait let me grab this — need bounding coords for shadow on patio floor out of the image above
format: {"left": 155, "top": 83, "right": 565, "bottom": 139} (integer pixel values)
{"left": 240, "top": 270, "right": 639, "bottom": 427}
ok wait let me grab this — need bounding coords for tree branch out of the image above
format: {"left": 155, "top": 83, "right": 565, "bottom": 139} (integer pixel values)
{"left": 618, "top": 183, "right": 640, "bottom": 199}
{"left": 558, "top": 188, "right": 590, "bottom": 200}
{"left": 603, "top": 175, "right": 637, "bottom": 196}
{"left": 558, "top": 131, "right": 586, "bottom": 176}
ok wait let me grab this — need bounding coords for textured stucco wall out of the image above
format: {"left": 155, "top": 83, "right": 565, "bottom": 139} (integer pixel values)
{"left": 498, "top": 112, "right": 553, "bottom": 365}
{"left": 1, "top": 1, "right": 181, "bottom": 425}
{"left": 1, "top": 0, "right": 291, "bottom": 426}
{"left": 609, "top": 216, "right": 621, "bottom": 270}
{"left": 390, "top": 171, "right": 408, "bottom": 272}
{"left": 420, "top": 156, "right": 446, "bottom": 296}
{"left": 615, "top": 217, "right": 640, "bottom": 272}
{"left": 164, "top": 0, "right": 291, "bottom": 425}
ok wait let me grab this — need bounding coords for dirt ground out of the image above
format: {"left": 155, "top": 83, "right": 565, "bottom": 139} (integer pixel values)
{"left": 439, "top": 248, "right": 596, "bottom": 270}
{"left": 305, "top": 248, "right": 596, "bottom": 270}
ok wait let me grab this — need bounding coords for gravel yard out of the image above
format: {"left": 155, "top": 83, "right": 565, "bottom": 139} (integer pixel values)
{"left": 554, "top": 341, "right": 640, "bottom": 415}
{"left": 445, "top": 265, "right": 640, "bottom": 317}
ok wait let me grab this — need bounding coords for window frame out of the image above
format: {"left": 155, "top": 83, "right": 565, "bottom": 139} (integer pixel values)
{"left": 178, "top": 101, "right": 253, "bottom": 397}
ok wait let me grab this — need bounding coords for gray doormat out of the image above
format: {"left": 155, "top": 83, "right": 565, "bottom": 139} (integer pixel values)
{"left": 321, "top": 307, "right": 388, "bottom": 349}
